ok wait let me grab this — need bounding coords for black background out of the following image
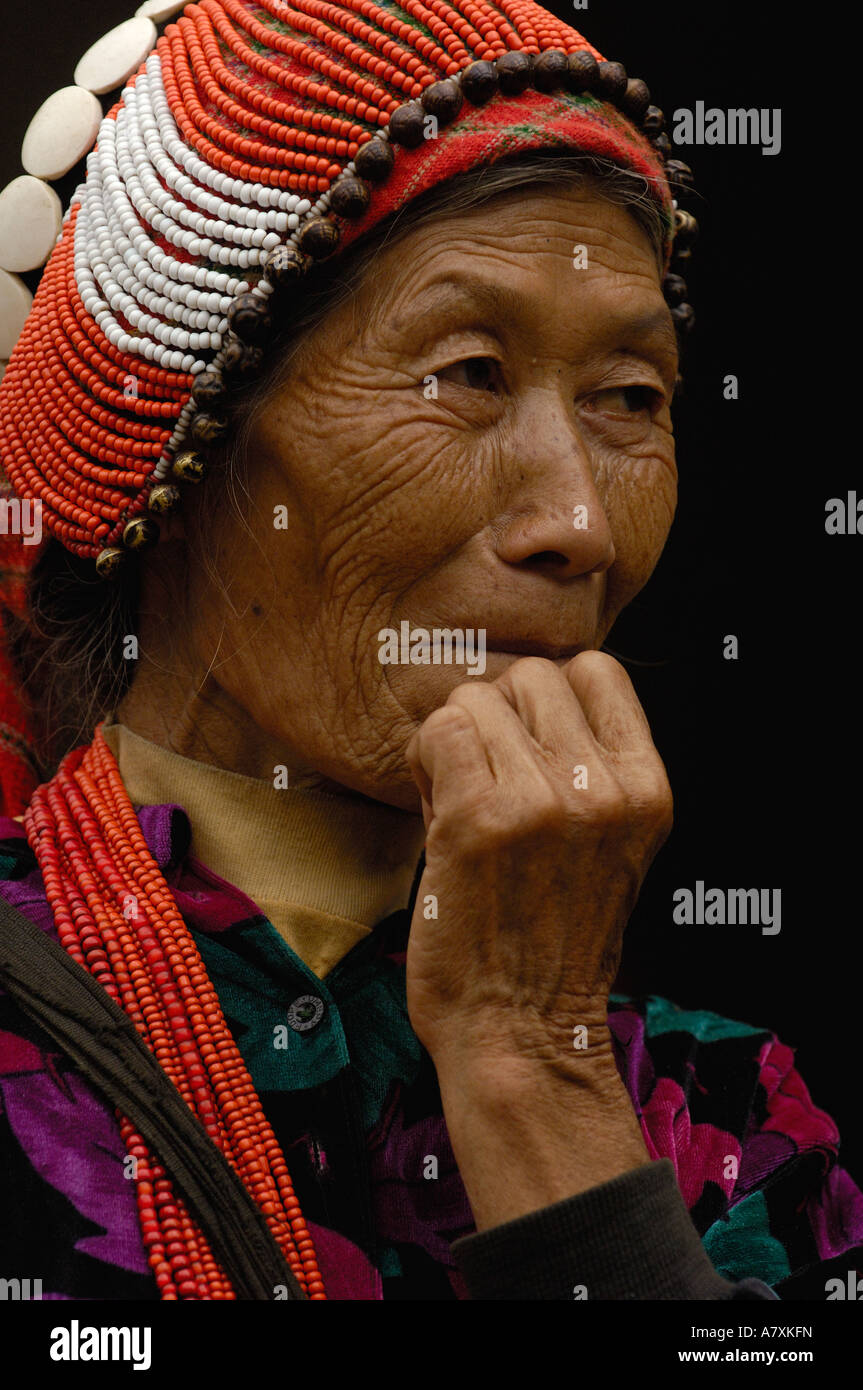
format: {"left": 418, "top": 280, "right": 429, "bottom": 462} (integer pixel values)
{"left": 1, "top": 1, "right": 857, "bottom": 1180}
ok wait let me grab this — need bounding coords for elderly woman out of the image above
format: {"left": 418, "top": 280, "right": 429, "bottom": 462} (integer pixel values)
{"left": 0, "top": 0, "right": 859, "bottom": 1303}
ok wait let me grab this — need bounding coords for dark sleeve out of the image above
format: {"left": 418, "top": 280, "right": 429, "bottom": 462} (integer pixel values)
{"left": 450, "top": 1158, "right": 778, "bottom": 1301}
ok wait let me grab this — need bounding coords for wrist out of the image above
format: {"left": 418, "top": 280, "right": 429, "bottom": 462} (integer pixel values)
{"left": 432, "top": 1031, "right": 649, "bottom": 1232}
{"left": 428, "top": 1004, "right": 619, "bottom": 1092}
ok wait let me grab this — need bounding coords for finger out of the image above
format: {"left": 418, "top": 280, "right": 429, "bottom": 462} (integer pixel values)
{"left": 492, "top": 655, "right": 603, "bottom": 765}
{"left": 406, "top": 704, "right": 496, "bottom": 822}
{"left": 564, "top": 650, "right": 660, "bottom": 766}
{"left": 444, "top": 681, "right": 554, "bottom": 797}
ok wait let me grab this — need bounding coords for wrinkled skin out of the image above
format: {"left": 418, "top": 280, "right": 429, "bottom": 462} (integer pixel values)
{"left": 121, "top": 184, "right": 680, "bottom": 1225}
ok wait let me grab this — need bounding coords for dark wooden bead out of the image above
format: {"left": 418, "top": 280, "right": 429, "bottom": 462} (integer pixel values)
{"left": 265, "top": 242, "right": 307, "bottom": 286}
{"left": 388, "top": 100, "right": 427, "bottom": 147}
{"left": 190, "top": 368, "right": 226, "bottom": 409}
{"left": 147, "top": 483, "right": 182, "bottom": 515}
{"left": 496, "top": 51, "right": 532, "bottom": 94}
{"left": 191, "top": 411, "right": 230, "bottom": 445}
{"left": 652, "top": 132, "right": 672, "bottom": 159}
{"left": 226, "top": 292, "right": 272, "bottom": 345}
{"left": 353, "top": 137, "right": 394, "bottom": 182}
{"left": 673, "top": 208, "right": 698, "bottom": 244}
{"left": 329, "top": 175, "right": 371, "bottom": 219}
{"left": 461, "top": 60, "right": 498, "bottom": 106}
{"left": 665, "top": 158, "right": 695, "bottom": 192}
{"left": 596, "top": 60, "right": 628, "bottom": 101}
{"left": 642, "top": 105, "right": 664, "bottom": 135}
{"left": 172, "top": 450, "right": 208, "bottom": 483}
{"left": 565, "top": 50, "right": 599, "bottom": 93}
{"left": 621, "top": 78, "right": 650, "bottom": 122}
{"left": 532, "top": 50, "right": 568, "bottom": 93}
{"left": 671, "top": 302, "right": 695, "bottom": 335}
{"left": 298, "top": 216, "right": 340, "bottom": 259}
{"left": 95, "top": 547, "right": 125, "bottom": 579}
{"left": 221, "top": 340, "right": 263, "bottom": 377}
{"left": 662, "top": 273, "right": 688, "bottom": 306}
{"left": 421, "top": 78, "right": 462, "bottom": 124}
{"left": 122, "top": 516, "right": 160, "bottom": 550}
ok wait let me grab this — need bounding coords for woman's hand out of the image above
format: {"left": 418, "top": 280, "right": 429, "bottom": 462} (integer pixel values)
{"left": 405, "top": 650, "right": 673, "bottom": 1228}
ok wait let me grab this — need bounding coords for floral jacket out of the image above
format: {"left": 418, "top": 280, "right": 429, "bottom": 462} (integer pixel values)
{"left": 0, "top": 799, "right": 861, "bottom": 1300}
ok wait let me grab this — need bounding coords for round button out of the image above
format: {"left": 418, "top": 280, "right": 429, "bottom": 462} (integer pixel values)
{"left": 286, "top": 995, "right": 325, "bottom": 1033}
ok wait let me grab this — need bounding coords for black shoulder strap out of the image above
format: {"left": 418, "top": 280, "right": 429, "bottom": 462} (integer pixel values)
{"left": 0, "top": 892, "right": 307, "bottom": 1301}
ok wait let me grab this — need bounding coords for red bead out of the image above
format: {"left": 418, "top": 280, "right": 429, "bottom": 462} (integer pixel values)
{"left": 23, "top": 728, "right": 325, "bottom": 1300}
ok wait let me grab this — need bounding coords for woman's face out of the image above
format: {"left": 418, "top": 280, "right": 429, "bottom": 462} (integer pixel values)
{"left": 173, "top": 183, "right": 679, "bottom": 810}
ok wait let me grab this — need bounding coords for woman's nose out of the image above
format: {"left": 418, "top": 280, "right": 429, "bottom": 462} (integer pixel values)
{"left": 492, "top": 418, "right": 616, "bottom": 580}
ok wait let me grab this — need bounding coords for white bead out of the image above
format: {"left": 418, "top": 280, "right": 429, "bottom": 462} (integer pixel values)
{"left": 59, "top": 45, "right": 303, "bottom": 392}
{"left": 21, "top": 87, "right": 103, "bottom": 181}
{"left": 0, "top": 269, "right": 32, "bottom": 358}
{"left": 0, "top": 176, "right": 63, "bottom": 272}
{"left": 135, "top": 0, "right": 187, "bottom": 20}
{"left": 74, "top": 17, "right": 157, "bottom": 96}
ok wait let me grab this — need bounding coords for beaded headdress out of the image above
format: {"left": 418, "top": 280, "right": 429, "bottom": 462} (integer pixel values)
{"left": 0, "top": 0, "right": 697, "bottom": 814}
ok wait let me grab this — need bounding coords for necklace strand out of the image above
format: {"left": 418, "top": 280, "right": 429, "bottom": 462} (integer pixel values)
{"left": 25, "top": 725, "right": 325, "bottom": 1301}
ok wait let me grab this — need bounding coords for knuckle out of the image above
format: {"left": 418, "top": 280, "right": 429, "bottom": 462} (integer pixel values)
{"left": 524, "top": 787, "right": 570, "bottom": 835}
{"left": 569, "top": 648, "right": 625, "bottom": 681}
{"left": 506, "top": 655, "right": 555, "bottom": 682}
{"left": 591, "top": 786, "right": 629, "bottom": 829}
{"left": 421, "top": 703, "right": 475, "bottom": 739}
{"left": 649, "top": 781, "right": 674, "bottom": 836}
{"left": 444, "top": 679, "right": 495, "bottom": 712}
{"left": 453, "top": 797, "right": 512, "bottom": 849}
{"left": 465, "top": 787, "right": 567, "bottom": 848}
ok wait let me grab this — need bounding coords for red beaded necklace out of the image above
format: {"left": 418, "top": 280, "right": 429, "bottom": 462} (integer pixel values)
{"left": 24, "top": 724, "right": 325, "bottom": 1301}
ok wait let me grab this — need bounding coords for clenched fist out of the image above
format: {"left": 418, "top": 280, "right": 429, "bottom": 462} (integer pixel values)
{"left": 404, "top": 650, "right": 672, "bottom": 1228}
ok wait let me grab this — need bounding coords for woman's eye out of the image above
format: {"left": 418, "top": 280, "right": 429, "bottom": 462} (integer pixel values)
{"left": 587, "top": 385, "right": 661, "bottom": 415}
{"left": 435, "top": 357, "right": 502, "bottom": 393}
